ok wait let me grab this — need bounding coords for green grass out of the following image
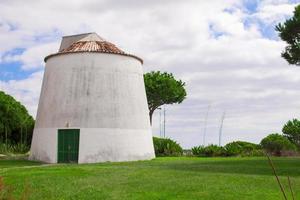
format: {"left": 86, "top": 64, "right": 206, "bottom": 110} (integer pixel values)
{"left": 1, "top": 157, "right": 300, "bottom": 199}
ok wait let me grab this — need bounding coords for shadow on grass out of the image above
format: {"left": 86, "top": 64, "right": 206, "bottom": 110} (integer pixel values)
{"left": 157, "top": 157, "right": 300, "bottom": 177}
{"left": 0, "top": 159, "right": 42, "bottom": 169}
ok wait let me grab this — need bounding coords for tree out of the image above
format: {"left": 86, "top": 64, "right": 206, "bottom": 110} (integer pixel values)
{"left": 144, "top": 71, "right": 187, "bottom": 124}
{"left": 282, "top": 119, "right": 300, "bottom": 148}
{"left": 260, "top": 133, "right": 296, "bottom": 156}
{"left": 0, "top": 91, "right": 34, "bottom": 145}
{"left": 275, "top": 5, "right": 300, "bottom": 66}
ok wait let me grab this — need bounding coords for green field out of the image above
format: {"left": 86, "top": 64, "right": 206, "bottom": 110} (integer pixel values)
{"left": 1, "top": 157, "right": 300, "bottom": 199}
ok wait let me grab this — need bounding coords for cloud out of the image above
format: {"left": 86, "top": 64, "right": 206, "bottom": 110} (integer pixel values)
{"left": 0, "top": 71, "right": 43, "bottom": 116}
{"left": 0, "top": 0, "right": 299, "bottom": 148}
{"left": 255, "top": 1, "right": 297, "bottom": 23}
{"left": 2, "top": 42, "right": 59, "bottom": 70}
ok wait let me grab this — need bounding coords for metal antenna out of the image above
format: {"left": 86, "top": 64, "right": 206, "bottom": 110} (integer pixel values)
{"left": 157, "top": 107, "right": 162, "bottom": 137}
{"left": 160, "top": 108, "right": 162, "bottom": 137}
{"left": 203, "top": 104, "right": 211, "bottom": 146}
{"left": 163, "top": 106, "right": 166, "bottom": 138}
{"left": 218, "top": 111, "right": 226, "bottom": 146}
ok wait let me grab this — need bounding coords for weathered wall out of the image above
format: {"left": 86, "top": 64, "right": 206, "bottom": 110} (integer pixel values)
{"left": 30, "top": 128, "right": 57, "bottom": 163}
{"left": 78, "top": 128, "right": 154, "bottom": 163}
{"left": 30, "top": 53, "right": 155, "bottom": 163}
{"left": 30, "top": 127, "right": 154, "bottom": 163}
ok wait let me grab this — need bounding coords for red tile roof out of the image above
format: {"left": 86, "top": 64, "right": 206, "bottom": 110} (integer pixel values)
{"left": 44, "top": 33, "right": 143, "bottom": 64}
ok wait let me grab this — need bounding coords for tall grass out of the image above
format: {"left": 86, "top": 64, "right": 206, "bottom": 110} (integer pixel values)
{"left": 0, "top": 143, "right": 30, "bottom": 154}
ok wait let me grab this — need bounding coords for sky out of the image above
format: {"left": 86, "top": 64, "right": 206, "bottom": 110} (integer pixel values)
{"left": 0, "top": 0, "right": 300, "bottom": 148}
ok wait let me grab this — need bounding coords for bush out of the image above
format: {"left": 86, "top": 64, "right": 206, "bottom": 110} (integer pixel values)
{"left": 182, "top": 149, "right": 193, "bottom": 156}
{"left": 204, "top": 145, "right": 226, "bottom": 157}
{"left": 192, "top": 141, "right": 264, "bottom": 157}
{"left": 191, "top": 146, "right": 205, "bottom": 156}
{"left": 260, "top": 133, "right": 297, "bottom": 156}
{"left": 192, "top": 145, "right": 226, "bottom": 157}
{"left": 153, "top": 137, "right": 183, "bottom": 156}
{"left": 224, "top": 141, "right": 261, "bottom": 156}
{"left": 0, "top": 143, "right": 30, "bottom": 154}
{"left": 241, "top": 149, "right": 265, "bottom": 157}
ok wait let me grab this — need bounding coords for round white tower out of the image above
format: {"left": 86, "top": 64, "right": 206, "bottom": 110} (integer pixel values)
{"left": 30, "top": 33, "right": 155, "bottom": 163}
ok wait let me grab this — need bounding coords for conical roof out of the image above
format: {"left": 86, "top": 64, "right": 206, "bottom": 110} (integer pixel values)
{"left": 44, "top": 33, "right": 143, "bottom": 63}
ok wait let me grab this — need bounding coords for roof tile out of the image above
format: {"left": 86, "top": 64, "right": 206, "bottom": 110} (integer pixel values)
{"left": 44, "top": 33, "right": 143, "bottom": 64}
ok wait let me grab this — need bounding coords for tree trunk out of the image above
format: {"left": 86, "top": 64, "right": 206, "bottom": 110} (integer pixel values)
{"left": 21, "top": 126, "right": 23, "bottom": 145}
{"left": 149, "top": 109, "right": 155, "bottom": 125}
{"left": 5, "top": 126, "right": 7, "bottom": 151}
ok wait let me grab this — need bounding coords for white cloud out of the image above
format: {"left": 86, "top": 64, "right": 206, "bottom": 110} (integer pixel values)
{"left": 0, "top": 71, "right": 43, "bottom": 117}
{"left": 2, "top": 42, "right": 59, "bottom": 70}
{"left": 254, "top": 1, "right": 297, "bottom": 23}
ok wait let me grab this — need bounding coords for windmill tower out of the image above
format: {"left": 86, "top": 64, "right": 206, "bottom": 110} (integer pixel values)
{"left": 30, "top": 33, "right": 155, "bottom": 163}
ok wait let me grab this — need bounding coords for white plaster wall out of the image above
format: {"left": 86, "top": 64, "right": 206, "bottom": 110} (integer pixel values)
{"left": 29, "top": 128, "right": 57, "bottom": 163}
{"left": 78, "top": 128, "right": 154, "bottom": 163}
{"left": 30, "top": 53, "right": 155, "bottom": 163}
{"left": 30, "top": 127, "right": 154, "bottom": 163}
{"left": 35, "top": 53, "right": 150, "bottom": 129}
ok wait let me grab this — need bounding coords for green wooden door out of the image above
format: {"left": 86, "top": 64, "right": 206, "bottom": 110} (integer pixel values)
{"left": 57, "top": 129, "right": 80, "bottom": 163}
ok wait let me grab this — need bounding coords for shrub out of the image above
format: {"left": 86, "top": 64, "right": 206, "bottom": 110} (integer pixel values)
{"left": 11, "top": 143, "right": 30, "bottom": 153}
{"left": 0, "top": 143, "right": 30, "bottom": 154}
{"left": 182, "top": 149, "right": 193, "bottom": 156}
{"left": 192, "top": 145, "right": 226, "bottom": 157}
{"left": 153, "top": 137, "right": 183, "bottom": 156}
{"left": 260, "top": 133, "right": 297, "bottom": 156}
{"left": 204, "top": 145, "right": 226, "bottom": 157}
{"left": 191, "top": 146, "right": 205, "bottom": 156}
{"left": 192, "top": 141, "right": 264, "bottom": 157}
{"left": 224, "top": 141, "right": 261, "bottom": 156}
{"left": 241, "top": 149, "right": 265, "bottom": 157}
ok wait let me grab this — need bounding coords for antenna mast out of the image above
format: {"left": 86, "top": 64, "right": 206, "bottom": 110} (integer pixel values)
{"left": 203, "top": 104, "right": 211, "bottom": 146}
{"left": 218, "top": 111, "right": 226, "bottom": 146}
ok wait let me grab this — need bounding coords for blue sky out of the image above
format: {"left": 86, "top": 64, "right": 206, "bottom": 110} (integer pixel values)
{"left": 0, "top": 0, "right": 299, "bottom": 148}
{"left": 0, "top": 32, "right": 61, "bottom": 81}
{"left": 1, "top": 48, "right": 26, "bottom": 81}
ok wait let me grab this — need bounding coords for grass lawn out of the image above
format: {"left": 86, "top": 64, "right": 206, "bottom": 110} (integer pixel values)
{"left": 1, "top": 157, "right": 300, "bottom": 200}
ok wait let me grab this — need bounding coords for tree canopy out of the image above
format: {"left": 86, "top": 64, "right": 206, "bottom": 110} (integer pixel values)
{"left": 260, "top": 133, "right": 296, "bottom": 156}
{"left": 0, "top": 91, "right": 34, "bottom": 145}
{"left": 276, "top": 5, "right": 300, "bottom": 66}
{"left": 144, "top": 71, "right": 187, "bottom": 124}
{"left": 282, "top": 118, "right": 300, "bottom": 149}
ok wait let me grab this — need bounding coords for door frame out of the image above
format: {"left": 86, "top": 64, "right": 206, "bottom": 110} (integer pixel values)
{"left": 57, "top": 128, "right": 80, "bottom": 163}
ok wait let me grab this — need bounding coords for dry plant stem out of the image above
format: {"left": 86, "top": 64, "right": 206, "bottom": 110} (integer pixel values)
{"left": 266, "top": 154, "right": 287, "bottom": 200}
{"left": 288, "top": 176, "right": 295, "bottom": 200}
{"left": 0, "top": 176, "right": 3, "bottom": 192}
